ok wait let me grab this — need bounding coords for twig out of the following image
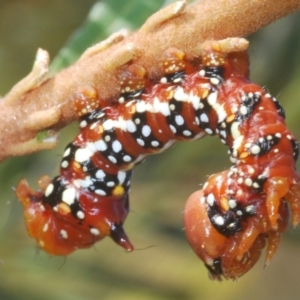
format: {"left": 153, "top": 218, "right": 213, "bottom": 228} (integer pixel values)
{"left": 0, "top": 0, "right": 299, "bottom": 161}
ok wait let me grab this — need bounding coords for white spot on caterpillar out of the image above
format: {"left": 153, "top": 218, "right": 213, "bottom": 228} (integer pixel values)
{"left": 95, "top": 140, "right": 107, "bottom": 151}
{"left": 137, "top": 138, "right": 145, "bottom": 146}
{"left": 151, "top": 141, "right": 160, "bottom": 147}
{"left": 245, "top": 205, "right": 255, "bottom": 213}
{"left": 74, "top": 177, "right": 93, "bottom": 188}
{"left": 45, "top": 183, "right": 54, "bottom": 197}
{"left": 206, "top": 193, "right": 215, "bottom": 206}
{"left": 228, "top": 199, "right": 237, "bottom": 209}
{"left": 215, "top": 104, "right": 227, "bottom": 123}
{"left": 90, "top": 122, "right": 98, "bottom": 131}
{"left": 75, "top": 147, "right": 93, "bottom": 163}
{"left": 248, "top": 167, "right": 255, "bottom": 174}
{"left": 62, "top": 187, "right": 77, "bottom": 205}
{"left": 102, "top": 119, "right": 115, "bottom": 131}
{"left": 108, "top": 156, "right": 117, "bottom": 164}
{"left": 175, "top": 115, "right": 184, "bottom": 126}
{"left": 230, "top": 156, "right": 237, "bottom": 163}
{"left": 210, "top": 78, "right": 220, "bottom": 85}
{"left": 232, "top": 135, "right": 244, "bottom": 153}
{"left": 169, "top": 124, "right": 176, "bottom": 133}
{"left": 214, "top": 215, "right": 225, "bottom": 226}
{"left": 160, "top": 77, "right": 167, "bottom": 84}
{"left": 219, "top": 130, "right": 227, "bottom": 138}
{"left": 95, "top": 170, "right": 105, "bottom": 179}
{"left": 244, "top": 178, "right": 253, "bottom": 186}
{"left": 237, "top": 177, "right": 243, "bottom": 184}
{"left": 253, "top": 182, "right": 260, "bottom": 189}
{"left": 159, "top": 101, "right": 171, "bottom": 116}
{"left": 200, "top": 113, "right": 209, "bottom": 123}
{"left": 198, "top": 70, "right": 205, "bottom": 77}
{"left": 95, "top": 189, "right": 106, "bottom": 196}
{"left": 239, "top": 105, "right": 248, "bottom": 115}
{"left": 142, "top": 125, "right": 151, "bottom": 137}
{"left": 126, "top": 120, "right": 136, "bottom": 132}
{"left": 123, "top": 155, "right": 132, "bottom": 162}
{"left": 230, "top": 122, "right": 241, "bottom": 140}
{"left": 118, "top": 171, "right": 126, "bottom": 184}
{"left": 174, "top": 87, "right": 190, "bottom": 102}
{"left": 60, "top": 229, "right": 68, "bottom": 239}
{"left": 61, "top": 160, "right": 69, "bottom": 168}
{"left": 90, "top": 228, "right": 100, "bottom": 236}
{"left": 79, "top": 120, "right": 87, "bottom": 128}
{"left": 87, "top": 142, "right": 97, "bottom": 154}
{"left": 43, "top": 223, "right": 49, "bottom": 232}
{"left": 183, "top": 130, "right": 192, "bottom": 136}
{"left": 275, "top": 133, "right": 281, "bottom": 138}
{"left": 152, "top": 97, "right": 170, "bottom": 116}
{"left": 77, "top": 210, "right": 85, "bottom": 219}
{"left": 169, "top": 104, "right": 176, "bottom": 111}
{"left": 63, "top": 147, "right": 71, "bottom": 157}
{"left": 125, "top": 100, "right": 135, "bottom": 108}
{"left": 136, "top": 100, "right": 147, "bottom": 113}
{"left": 117, "top": 117, "right": 128, "bottom": 131}
{"left": 205, "top": 128, "right": 213, "bottom": 135}
{"left": 207, "top": 92, "right": 217, "bottom": 106}
{"left": 112, "top": 140, "right": 122, "bottom": 153}
{"left": 250, "top": 145, "right": 261, "bottom": 155}
{"left": 190, "top": 93, "right": 201, "bottom": 110}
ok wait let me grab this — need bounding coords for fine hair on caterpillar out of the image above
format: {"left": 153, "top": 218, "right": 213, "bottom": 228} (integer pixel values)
{"left": 16, "top": 37, "right": 300, "bottom": 280}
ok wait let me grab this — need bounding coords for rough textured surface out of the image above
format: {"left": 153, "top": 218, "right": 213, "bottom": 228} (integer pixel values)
{"left": 0, "top": 0, "right": 300, "bottom": 161}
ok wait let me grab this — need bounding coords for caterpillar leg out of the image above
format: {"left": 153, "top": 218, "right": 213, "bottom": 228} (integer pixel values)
{"left": 284, "top": 181, "right": 300, "bottom": 226}
{"left": 264, "top": 177, "right": 290, "bottom": 229}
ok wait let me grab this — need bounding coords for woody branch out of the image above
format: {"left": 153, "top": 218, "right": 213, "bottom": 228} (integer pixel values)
{"left": 0, "top": 0, "right": 299, "bottom": 162}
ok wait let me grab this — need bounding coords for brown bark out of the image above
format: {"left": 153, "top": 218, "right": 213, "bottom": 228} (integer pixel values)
{"left": 0, "top": 0, "right": 299, "bottom": 161}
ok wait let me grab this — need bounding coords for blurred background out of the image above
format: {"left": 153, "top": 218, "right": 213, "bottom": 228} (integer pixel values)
{"left": 1, "top": 0, "right": 300, "bottom": 299}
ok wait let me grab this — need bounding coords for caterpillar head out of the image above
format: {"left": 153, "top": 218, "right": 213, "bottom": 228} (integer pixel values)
{"left": 184, "top": 177, "right": 291, "bottom": 280}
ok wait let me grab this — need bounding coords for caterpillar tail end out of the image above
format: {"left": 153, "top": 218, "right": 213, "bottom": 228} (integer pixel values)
{"left": 16, "top": 179, "right": 79, "bottom": 256}
{"left": 110, "top": 223, "right": 134, "bottom": 252}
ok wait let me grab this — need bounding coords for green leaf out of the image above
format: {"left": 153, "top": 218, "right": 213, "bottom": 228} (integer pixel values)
{"left": 50, "top": 0, "right": 169, "bottom": 72}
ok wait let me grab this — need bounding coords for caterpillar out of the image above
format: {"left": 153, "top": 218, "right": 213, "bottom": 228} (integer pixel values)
{"left": 16, "top": 38, "right": 300, "bottom": 280}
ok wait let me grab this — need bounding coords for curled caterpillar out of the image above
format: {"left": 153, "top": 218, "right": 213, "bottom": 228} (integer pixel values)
{"left": 16, "top": 38, "right": 300, "bottom": 280}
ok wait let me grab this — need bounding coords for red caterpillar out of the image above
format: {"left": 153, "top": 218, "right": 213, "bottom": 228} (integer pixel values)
{"left": 16, "top": 38, "right": 300, "bottom": 280}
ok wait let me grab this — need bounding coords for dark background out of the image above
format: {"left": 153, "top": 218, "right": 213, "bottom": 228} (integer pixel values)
{"left": 1, "top": 1, "right": 300, "bottom": 299}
